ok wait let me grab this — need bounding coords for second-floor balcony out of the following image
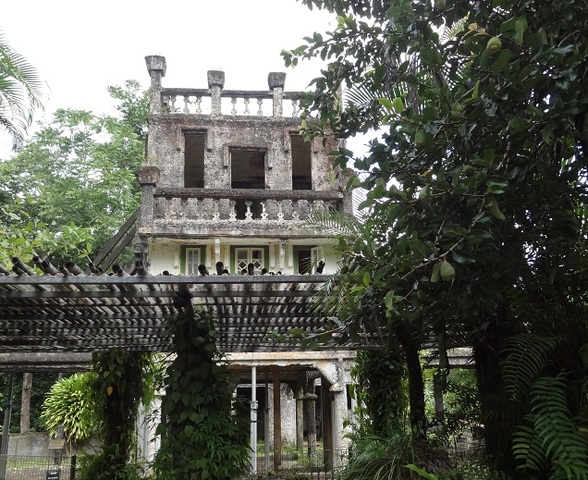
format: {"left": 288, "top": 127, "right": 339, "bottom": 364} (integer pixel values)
{"left": 138, "top": 186, "right": 346, "bottom": 237}
{"left": 152, "top": 188, "right": 342, "bottom": 221}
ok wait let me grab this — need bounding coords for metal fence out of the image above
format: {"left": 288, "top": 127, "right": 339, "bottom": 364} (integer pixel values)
{"left": 247, "top": 447, "right": 349, "bottom": 479}
{"left": 0, "top": 455, "right": 76, "bottom": 480}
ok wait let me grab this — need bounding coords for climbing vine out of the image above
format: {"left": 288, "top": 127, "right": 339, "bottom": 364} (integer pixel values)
{"left": 351, "top": 347, "right": 408, "bottom": 436}
{"left": 76, "top": 350, "right": 160, "bottom": 480}
{"left": 153, "top": 308, "right": 249, "bottom": 480}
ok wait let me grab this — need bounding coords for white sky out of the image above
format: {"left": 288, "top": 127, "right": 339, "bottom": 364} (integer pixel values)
{"left": 0, "top": 0, "right": 335, "bottom": 157}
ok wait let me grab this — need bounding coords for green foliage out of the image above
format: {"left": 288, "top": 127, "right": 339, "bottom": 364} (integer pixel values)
{"left": 75, "top": 351, "right": 159, "bottom": 480}
{"left": 286, "top": 0, "right": 588, "bottom": 474}
{"left": 512, "top": 375, "right": 588, "bottom": 479}
{"left": 338, "top": 433, "right": 450, "bottom": 480}
{"left": 502, "top": 334, "right": 563, "bottom": 402}
{"left": 40, "top": 372, "right": 98, "bottom": 443}
{"left": 0, "top": 28, "right": 44, "bottom": 149}
{"left": 0, "top": 372, "right": 58, "bottom": 433}
{"left": 0, "top": 80, "right": 147, "bottom": 268}
{"left": 153, "top": 309, "right": 249, "bottom": 480}
{"left": 352, "top": 349, "right": 408, "bottom": 436}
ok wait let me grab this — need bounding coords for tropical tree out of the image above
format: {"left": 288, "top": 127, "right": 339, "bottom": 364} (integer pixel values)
{"left": 1, "top": 81, "right": 148, "bottom": 450}
{"left": 0, "top": 80, "right": 147, "bottom": 268}
{"left": 286, "top": 0, "right": 588, "bottom": 477}
{"left": 0, "top": 29, "right": 44, "bottom": 150}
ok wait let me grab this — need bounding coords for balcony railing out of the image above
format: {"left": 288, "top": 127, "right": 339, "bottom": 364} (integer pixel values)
{"left": 160, "top": 88, "right": 303, "bottom": 117}
{"left": 150, "top": 188, "right": 343, "bottom": 223}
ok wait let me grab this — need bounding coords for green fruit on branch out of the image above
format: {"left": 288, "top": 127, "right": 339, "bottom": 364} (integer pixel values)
{"left": 486, "top": 36, "right": 502, "bottom": 54}
{"left": 415, "top": 130, "right": 427, "bottom": 147}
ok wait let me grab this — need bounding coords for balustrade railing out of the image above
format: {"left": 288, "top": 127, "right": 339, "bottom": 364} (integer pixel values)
{"left": 151, "top": 188, "right": 343, "bottom": 222}
{"left": 160, "top": 88, "right": 303, "bottom": 117}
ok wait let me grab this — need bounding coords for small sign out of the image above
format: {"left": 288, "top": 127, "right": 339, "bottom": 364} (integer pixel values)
{"left": 48, "top": 439, "right": 65, "bottom": 450}
{"left": 46, "top": 469, "right": 60, "bottom": 480}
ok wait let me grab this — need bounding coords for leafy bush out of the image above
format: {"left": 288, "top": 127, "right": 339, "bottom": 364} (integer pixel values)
{"left": 41, "top": 372, "right": 98, "bottom": 444}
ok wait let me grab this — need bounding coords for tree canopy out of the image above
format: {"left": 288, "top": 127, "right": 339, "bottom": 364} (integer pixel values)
{"left": 287, "top": 0, "right": 588, "bottom": 477}
{"left": 0, "top": 80, "right": 147, "bottom": 268}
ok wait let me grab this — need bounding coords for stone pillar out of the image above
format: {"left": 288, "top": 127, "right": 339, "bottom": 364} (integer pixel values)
{"left": 295, "top": 385, "right": 304, "bottom": 454}
{"left": 273, "top": 369, "right": 282, "bottom": 470}
{"left": 433, "top": 371, "right": 445, "bottom": 435}
{"left": 250, "top": 366, "right": 258, "bottom": 473}
{"left": 304, "top": 376, "right": 318, "bottom": 462}
{"left": 145, "top": 55, "right": 166, "bottom": 114}
{"left": 208, "top": 70, "right": 225, "bottom": 117}
{"left": 138, "top": 166, "right": 159, "bottom": 227}
{"left": 331, "top": 386, "right": 348, "bottom": 469}
{"left": 321, "top": 378, "right": 333, "bottom": 471}
{"left": 268, "top": 72, "right": 286, "bottom": 117}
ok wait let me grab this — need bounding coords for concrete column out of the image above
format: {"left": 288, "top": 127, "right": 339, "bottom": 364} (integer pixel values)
{"left": 273, "top": 369, "right": 282, "bottom": 470}
{"left": 250, "top": 366, "right": 258, "bottom": 473}
{"left": 295, "top": 386, "right": 304, "bottom": 454}
{"left": 433, "top": 371, "right": 445, "bottom": 435}
{"left": 268, "top": 72, "right": 286, "bottom": 117}
{"left": 321, "top": 379, "right": 333, "bottom": 471}
{"left": 264, "top": 374, "right": 270, "bottom": 472}
{"left": 138, "top": 166, "right": 159, "bottom": 224}
{"left": 331, "top": 387, "right": 348, "bottom": 469}
{"left": 145, "top": 55, "right": 166, "bottom": 114}
{"left": 305, "top": 392, "right": 318, "bottom": 461}
{"left": 208, "top": 70, "right": 225, "bottom": 117}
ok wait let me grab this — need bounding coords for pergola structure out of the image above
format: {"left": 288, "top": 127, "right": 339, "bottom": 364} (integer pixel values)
{"left": 0, "top": 266, "right": 362, "bottom": 472}
{"left": 0, "top": 271, "right": 353, "bottom": 359}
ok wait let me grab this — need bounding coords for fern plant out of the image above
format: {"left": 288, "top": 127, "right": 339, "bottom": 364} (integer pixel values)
{"left": 512, "top": 374, "right": 588, "bottom": 479}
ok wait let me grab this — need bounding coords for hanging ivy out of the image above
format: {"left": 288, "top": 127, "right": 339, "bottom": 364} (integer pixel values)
{"left": 153, "top": 308, "right": 249, "bottom": 480}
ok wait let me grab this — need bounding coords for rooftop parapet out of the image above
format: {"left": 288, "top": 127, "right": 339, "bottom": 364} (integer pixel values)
{"left": 145, "top": 55, "right": 304, "bottom": 118}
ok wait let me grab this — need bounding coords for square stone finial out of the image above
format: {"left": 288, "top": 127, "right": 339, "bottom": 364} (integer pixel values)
{"left": 145, "top": 55, "right": 167, "bottom": 77}
{"left": 268, "top": 72, "right": 287, "bottom": 89}
{"left": 207, "top": 70, "right": 225, "bottom": 89}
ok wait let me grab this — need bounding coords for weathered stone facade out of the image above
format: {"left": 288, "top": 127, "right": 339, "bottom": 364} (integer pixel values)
{"left": 138, "top": 56, "right": 355, "bottom": 472}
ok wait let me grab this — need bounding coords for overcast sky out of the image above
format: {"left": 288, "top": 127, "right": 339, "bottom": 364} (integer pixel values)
{"left": 1, "top": 0, "right": 335, "bottom": 157}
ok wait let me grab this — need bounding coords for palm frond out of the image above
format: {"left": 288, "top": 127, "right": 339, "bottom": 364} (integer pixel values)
{"left": 501, "top": 333, "right": 563, "bottom": 401}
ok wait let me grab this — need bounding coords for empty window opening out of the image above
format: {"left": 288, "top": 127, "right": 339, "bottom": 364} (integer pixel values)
{"left": 231, "top": 148, "right": 265, "bottom": 219}
{"left": 297, "top": 249, "right": 312, "bottom": 274}
{"left": 184, "top": 132, "right": 205, "bottom": 188}
{"left": 291, "top": 134, "right": 312, "bottom": 190}
{"left": 297, "top": 246, "right": 324, "bottom": 274}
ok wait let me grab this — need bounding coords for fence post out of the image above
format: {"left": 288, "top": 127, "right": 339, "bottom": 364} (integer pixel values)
{"left": 70, "top": 455, "right": 76, "bottom": 480}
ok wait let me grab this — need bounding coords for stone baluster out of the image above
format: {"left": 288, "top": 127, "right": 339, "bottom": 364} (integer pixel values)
{"left": 292, "top": 98, "right": 299, "bottom": 117}
{"left": 183, "top": 95, "right": 190, "bottom": 113}
{"left": 244, "top": 97, "right": 250, "bottom": 115}
{"left": 231, "top": 97, "right": 237, "bottom": 115}
{"left": 187, "top": 197, "right": 199, "bottom": 220}
{"left": 277, "top": 201, "right": 284, "bottom": 221}
{"left": 229, "top": 200, "right": 237, "bottom": 221}
{"left": 245, "top": 201, "right": 253, "bottom": 220}
{"left": 268, "top": 72, "right": 286, "bottom": 117}
{"left": 208, "top": 70, "right": 225, "bottom": 117}
{"left": 168, "top": 95, "right": 177, "bottom": 113}
{"left": 261, "top": 201, "right": 268, "bottom": 221}
{"left": 145, "top": 55, "right": 166, "bottom": 114}
{"left": 168, "top": 197, "right": 177, "bottom": 219}
{"left": 195, "top": 96, "right": 202, "bottom": 114}
{"left": 257, "top": 99, "right": 263, "bottom": 116}
{"left": 213, "top": 199, "right": 220, "bottom": 221}
{"left": 292, "top": 200, "right": 300, "bottom": 220}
